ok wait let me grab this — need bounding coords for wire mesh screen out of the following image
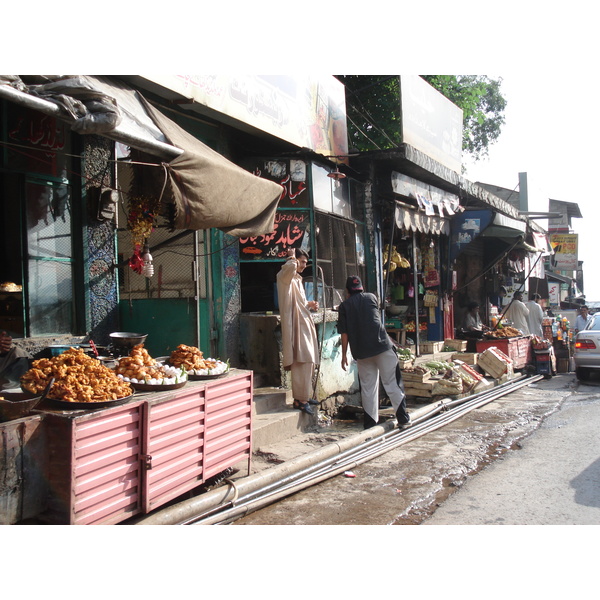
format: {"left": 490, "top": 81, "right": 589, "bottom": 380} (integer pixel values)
{"left": 117, "top": 228, "right": 202, "bottom": 300}
{"left": 314, "top": 210, "right": 366, "bottom": 307}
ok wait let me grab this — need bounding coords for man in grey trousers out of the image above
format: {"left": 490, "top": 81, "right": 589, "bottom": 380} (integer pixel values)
{"left": 338, "top": 276, "right": 411, "bottom": 430}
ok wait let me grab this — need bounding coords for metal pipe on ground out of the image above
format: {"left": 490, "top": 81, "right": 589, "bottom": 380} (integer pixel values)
{"left": 188, "top": 374, "right": 542, "bottom": 524}
{"left": 133, "top": 374, "right": 541, "bottom": 525}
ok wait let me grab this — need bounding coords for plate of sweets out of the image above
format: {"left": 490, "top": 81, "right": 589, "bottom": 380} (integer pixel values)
{"left": 169, "top": 344, "right": 230, "bottom": 379}
{"left": 20, "top": 347, "right": 134, "bottom": 409}
{"left": 114, "top": 344, "right": 188, "bottom": 391}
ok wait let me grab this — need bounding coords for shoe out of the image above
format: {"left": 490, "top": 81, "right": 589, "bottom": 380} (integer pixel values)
{"left": 293, "top": 399, "right": 319, "bottom": 409}
{"left": 297, "top": 401, "right": 315, "bottom": 416}
{"left": 398, "top": 415, "right": 412, "bottom": 429}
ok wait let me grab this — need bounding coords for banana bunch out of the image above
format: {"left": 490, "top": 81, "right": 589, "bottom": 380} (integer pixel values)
{"left": 383, "top": 245, "right": 410, "bottom": 273}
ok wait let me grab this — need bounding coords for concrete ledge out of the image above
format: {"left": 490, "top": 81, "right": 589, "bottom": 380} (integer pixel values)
{"left": 252, "top": 409, "right": 307, "bottom": 452}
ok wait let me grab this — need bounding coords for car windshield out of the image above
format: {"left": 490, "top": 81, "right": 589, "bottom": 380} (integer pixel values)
{"left": 587, "top": 315, "right": 600, "bottom": 331}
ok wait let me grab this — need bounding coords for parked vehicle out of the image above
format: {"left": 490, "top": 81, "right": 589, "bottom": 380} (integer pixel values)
{"left": 573, "top": 313, "right": 600, "bottom": 380}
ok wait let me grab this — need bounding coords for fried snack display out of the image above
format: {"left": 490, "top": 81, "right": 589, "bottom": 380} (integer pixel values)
{"left": 114, "top": 344, "right": 187, "bottom": 385}
{"left": 169, "top": 344, "right": 229, "bottom": 376}
{"left": 21, "top": 347, "right": 132, "bottom": 402}
{"left": 485, "top": 326, "right": 522, "bottom": 338}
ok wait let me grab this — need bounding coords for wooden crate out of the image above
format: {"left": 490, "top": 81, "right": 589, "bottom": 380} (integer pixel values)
{"left": 451, "top": 352, "right": 478, "bottom": 365}
{"left": 404, "top": 380, "right": 435, "bottom": 398}
{"left": 444, "top": 339, "right": 467, "bottom": 352}
{"left": 420, "top": 341, "right": 443, "bottom": 354}
{"left": 402, "top": 370, "right": 431, "bottom": 383}
{"left": 478, "top": 347, "right": 513, "bottom": 379}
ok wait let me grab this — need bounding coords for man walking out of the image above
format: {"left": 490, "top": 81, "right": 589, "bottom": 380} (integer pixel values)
{"left": 338, "top": 275, "right": 411, "bottom": 430}
{"left": 276, "top": 247, "right": 320, "bottom": 415}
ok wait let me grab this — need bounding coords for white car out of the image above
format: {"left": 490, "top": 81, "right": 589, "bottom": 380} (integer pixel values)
{"left": 573, "top": 314, "right": 600, "bottom": 380}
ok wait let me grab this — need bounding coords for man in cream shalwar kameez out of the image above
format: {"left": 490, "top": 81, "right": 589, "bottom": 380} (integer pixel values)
{"left": 276, "top": 248, "right": 320, "bottom": 415}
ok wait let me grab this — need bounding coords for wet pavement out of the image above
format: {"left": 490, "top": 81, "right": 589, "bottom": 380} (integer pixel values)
{"left": 232, "top": 373, "right": 578, "bottom": 525}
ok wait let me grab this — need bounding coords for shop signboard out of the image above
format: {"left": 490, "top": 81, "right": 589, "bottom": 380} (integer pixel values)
{"left": 239, "top": 209, "right": 310, "bottom": 261}
{"left": 549, "top": 233, "right": 578, "bottom": 271}
{"left": 400, "top": 75, "right": 463, "bottom": 173}
{"left": 139, "top": 75, "right": 348, "bottom": 162}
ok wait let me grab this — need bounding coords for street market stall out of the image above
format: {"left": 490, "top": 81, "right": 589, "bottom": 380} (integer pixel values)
{"left": 0, "top": 343, "right": 253, "bottom": 525}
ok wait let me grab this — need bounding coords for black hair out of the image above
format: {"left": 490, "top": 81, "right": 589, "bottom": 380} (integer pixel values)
{"left": 295, "top": 249, "right": 309, "bottom": 260}
{"left": 467, "top": 301, "right": 479, "bottom": 310}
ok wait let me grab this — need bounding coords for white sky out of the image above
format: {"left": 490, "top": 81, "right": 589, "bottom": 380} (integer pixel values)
{"left": 462, "top": 73, "right": 600, "bottom": 300}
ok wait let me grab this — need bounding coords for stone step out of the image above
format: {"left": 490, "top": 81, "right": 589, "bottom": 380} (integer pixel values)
{"left": 251, "top": 386, "right": 313, "bottom": 452}
{"left": 252, "top": 386, "right": 292, "bottom": 415}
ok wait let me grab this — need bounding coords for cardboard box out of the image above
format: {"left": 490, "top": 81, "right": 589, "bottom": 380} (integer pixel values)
{"left": 444, "top": 339, "right": 467, "bottom": 352}
{"left": 451, "top": 352, "right": 478, "bottom": 365}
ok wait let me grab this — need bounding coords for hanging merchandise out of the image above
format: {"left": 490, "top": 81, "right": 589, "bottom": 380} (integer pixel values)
{"left": 423, "top": 290, "right": 438, "bottom": 307}
{"left": 408, "top": 283, "right": 415, "bottom": 298}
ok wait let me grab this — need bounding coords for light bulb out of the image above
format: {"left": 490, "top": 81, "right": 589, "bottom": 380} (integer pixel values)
{"left": 142, "top": 245, "right": 154, "bottom": 278}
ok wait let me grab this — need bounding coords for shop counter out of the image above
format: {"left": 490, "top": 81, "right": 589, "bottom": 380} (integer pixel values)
{"left": 36, "top": 369, "right": 253, "bottom": 525}
{"left": 475, "top": 336, "right": 532, "bottom": 370}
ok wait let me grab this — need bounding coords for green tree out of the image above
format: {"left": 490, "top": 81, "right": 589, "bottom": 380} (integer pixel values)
{"left": 422, "top": 75, "right": 506, "bottom": 161}
{"left": 336, "top": 75, "right": 506, "bottom": 162}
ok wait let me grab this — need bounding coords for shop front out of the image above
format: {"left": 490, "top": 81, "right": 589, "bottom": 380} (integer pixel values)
{"left": 235, "top": 155, "right": 368, "bottom": 408}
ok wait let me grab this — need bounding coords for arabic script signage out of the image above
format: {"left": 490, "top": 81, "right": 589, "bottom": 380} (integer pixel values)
{"left": 239, "top": 209, "right": 310, "bottom": 261}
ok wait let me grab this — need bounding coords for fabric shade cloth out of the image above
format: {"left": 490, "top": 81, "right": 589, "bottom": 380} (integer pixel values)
{"left": 141, "top": 97, "right": 283, "bottom": 238}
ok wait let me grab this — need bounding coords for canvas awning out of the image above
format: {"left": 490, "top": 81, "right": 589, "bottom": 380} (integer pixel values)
{"left": 0, "top": 75, "right": 283, "bottom": 237}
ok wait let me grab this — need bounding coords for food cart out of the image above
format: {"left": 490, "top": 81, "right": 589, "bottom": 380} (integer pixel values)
{"left": 1, "top": 341, "right": 254, "bottom": 525}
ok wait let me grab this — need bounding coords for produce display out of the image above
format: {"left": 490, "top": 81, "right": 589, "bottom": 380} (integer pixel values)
{"left": 169, "top": 344, "right": 229, "bottom": 376}
{"left": 114, "top": 344, "right": 187, "bottom": 385}
{"left": 396, "top": 347, "right": 416, "bottom": 362}
{"left": 21, "top": 347, "right": 132, "bottom": 402}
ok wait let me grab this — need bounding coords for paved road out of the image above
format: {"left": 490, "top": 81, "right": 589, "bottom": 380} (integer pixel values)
{"left": 423, "top": 389, "right": 600, "bottom": 525}
{"left": 235, "top": 374, "right": 584, "bottom": 525}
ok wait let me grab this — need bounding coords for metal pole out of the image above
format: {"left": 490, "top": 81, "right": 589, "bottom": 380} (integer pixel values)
{"left": 413, "top": 230, "right": 420, "bottom": 356}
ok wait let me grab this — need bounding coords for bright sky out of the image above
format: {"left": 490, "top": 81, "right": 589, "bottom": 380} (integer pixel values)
{"left": 462, "top": 74, "right": 600, "bottom": 301}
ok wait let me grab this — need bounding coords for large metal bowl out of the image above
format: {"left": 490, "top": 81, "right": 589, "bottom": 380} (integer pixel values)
{"left": 109, "top": 332, "right": 148, "bottom": 349}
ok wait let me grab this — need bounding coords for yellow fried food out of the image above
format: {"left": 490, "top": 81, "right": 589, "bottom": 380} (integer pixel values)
{"left": 21, "top": 347, "right": 132, "bottom": 402}
{"left": 169, "top": 344, "right": 217, "bottom": 371}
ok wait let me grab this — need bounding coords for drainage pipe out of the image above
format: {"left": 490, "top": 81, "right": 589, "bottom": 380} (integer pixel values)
{"left": 133, "top": 374, "right": 540, "bottom": 524}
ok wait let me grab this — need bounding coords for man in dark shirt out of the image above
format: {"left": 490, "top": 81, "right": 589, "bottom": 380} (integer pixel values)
{"left": 338, "top": 276, "right": 411, "bottom": 430}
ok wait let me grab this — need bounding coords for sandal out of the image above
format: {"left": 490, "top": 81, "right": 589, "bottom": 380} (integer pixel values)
{"left": 292, "top": 400, "right": 315, "bottom": 415}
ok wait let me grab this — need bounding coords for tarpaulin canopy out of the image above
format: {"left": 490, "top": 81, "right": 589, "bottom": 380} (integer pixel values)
{"left": 139, "top": 97, "right": 282, "bottom": 238}
{"left": 0, "top": 75, "right": 283, "bottom": 238}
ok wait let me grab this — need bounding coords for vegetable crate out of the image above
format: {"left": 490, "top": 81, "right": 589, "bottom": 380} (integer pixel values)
{"left": 420, "top": 341, "right": 444, "bottom": 354}
{"left": 478, "top": 347, "right": 514, "bottom": 379}
{"left": 451, "top": 352, "right": 478, "bottom": 365}
{"left": 444, "top": 339, "right": 467, "bottom": 352}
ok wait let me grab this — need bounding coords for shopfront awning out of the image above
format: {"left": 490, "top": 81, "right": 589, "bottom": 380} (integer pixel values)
{"left": 394, "top": 204, "right": 450, "bottom": 235}
{"left": 0, "top": 75, "right": 283, "bottom": 237}
{"left": 480, "top": 211, "right": 527, "bottom": 240}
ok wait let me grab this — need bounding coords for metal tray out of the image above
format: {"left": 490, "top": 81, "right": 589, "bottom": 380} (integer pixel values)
{"left": 130, "top": 380, "right": 188, "bottom": 392}
{"left": 187, "top": 367, "right": 230, "bottom": 380}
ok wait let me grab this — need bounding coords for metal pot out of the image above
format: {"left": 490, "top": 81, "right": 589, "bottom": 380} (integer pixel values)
{"left": 108, "top": 332, "right": 148, "bottom": 351}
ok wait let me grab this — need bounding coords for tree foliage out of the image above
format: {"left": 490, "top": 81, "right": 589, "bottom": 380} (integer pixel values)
{"left": 421, "top": 75, "right": 506, "bottom": 161}
{"left": 336, "top": 75, "right": 507, "bottom": 162}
